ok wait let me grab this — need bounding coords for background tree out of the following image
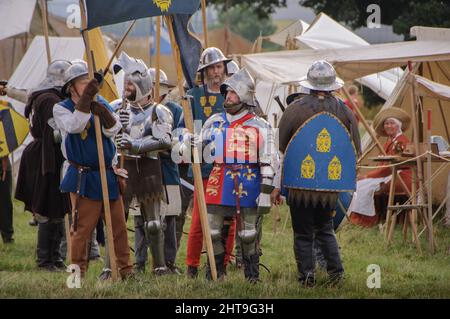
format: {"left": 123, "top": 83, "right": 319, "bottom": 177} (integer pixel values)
{"left": 212, "top": 3, "right": 280, "bottom": 50}
{"left": 299, "top": 0, "right": 450, "bottom": 40}
{"left": 209, "top": 0, "right": 287, "bottom": 19}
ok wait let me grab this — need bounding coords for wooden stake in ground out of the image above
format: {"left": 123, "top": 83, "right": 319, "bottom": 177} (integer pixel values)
{"left": 79, "top": 0, "right": 119, "bottom": 281}
{"left": 165, "top": 15, "right": 217, "bottom": 281}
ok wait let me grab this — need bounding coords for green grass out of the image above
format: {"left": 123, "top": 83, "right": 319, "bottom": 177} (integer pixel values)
{"left": 1, "top": 200, "right": 449, "bottom": 298}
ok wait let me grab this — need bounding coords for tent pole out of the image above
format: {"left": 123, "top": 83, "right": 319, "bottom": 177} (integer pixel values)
{"left": 426, "top": 109, "right": 435, "bottom": 253}
{"left": 79, "top": 0, "right": 119, "bottom": 281}
{"left": 39, "top": 0, "right": 51, "bottom": 64}
{"left": 408, "top": 63, "right": 432, "bottom": 253}
{"left": 425, "top": 62, "right": 450, "bottom": 142}
{"left": 165, "top": 15, "right": 217, "bottom": 281}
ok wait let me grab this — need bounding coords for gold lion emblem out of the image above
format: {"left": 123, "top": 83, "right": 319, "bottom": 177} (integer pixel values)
{"left": 153, "top": 0, "right": 172, "bottom": 12}
{"left": 301, "top": 154, "right": 315, "bottom": 179}
{"left": 316, "top": 128, "right": 331, "bottom": 153}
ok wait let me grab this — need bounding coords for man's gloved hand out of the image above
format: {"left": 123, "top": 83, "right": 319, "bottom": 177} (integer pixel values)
{"left": 116, "top": 132, "right": 132, "bottom": 150}
{"left": 83, "top": 78, "right": 100, "bottom": 99}
{"left": 91, "top": 101, "right": 117, "bottom": 129}
{"left": 118, "top": 109, "right": 130, "bottom": 128}
{"left": 75, "top": 79, "right": 100, "bottom": 114}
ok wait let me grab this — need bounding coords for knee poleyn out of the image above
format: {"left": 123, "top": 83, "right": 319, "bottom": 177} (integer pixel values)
{"left": 145, "top": 220, "right": 162, "bottom": 235}
{"left": 238, "top": 229, "right": 257, "bottom": 244}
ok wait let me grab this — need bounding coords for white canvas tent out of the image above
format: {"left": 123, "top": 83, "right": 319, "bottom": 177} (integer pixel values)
{"left": 264, "top": 19, "right": 310, "bottom": 48}
{"left": 5, "top": 36, "right": 84, "bottom": 177}
{"left": 240, "top": 39, "right": 450, "bottom": 126}
{"left": 0, "top": 0, "right": 36, "bottom": 41}
{"left": 295, "top": 13, "right": 403, "bottom": 100}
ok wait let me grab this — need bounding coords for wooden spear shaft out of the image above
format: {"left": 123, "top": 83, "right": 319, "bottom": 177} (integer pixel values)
{"left": 40, "top": 0, "right": 51, "bottom": 64}
{"left": 165, "top": 15, "right": 217, "bottom": 281}
{"left": 79, "top": 1, "right": 119, "bottom": 281}
{"left": 201, "top": 0, "right": 208, "bottom": 47}
{"left": 155, "top": 17, "right": 161, "bottom": 100}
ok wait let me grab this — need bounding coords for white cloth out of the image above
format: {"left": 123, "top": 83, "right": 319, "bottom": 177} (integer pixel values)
{"left": 349, "top": 176, "right": 391, "bottom": 217}
{"left": 161, "top": 185, "right": 182, "bottom": 216}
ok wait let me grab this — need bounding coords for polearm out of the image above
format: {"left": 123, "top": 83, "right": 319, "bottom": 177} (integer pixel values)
{"left": 79, "top": 0, "right": 119, "bottom": 281}
{"left": 39, "top": 0, "right": 51, "bottom": 64}
{"left": 165, "top": 15, "right": 217, "bottom": 281}
{"left": 201, "top": 0, "right": 208, "bottom": 47}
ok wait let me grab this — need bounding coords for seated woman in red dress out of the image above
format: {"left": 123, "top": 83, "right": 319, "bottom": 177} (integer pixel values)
{"left": 350, "top": 107, "right": 412, "bottom": 227}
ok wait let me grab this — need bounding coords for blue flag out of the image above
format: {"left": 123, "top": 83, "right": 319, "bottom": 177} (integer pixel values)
{"left": 84, "top": 0, "right": 201, "bottom": 30}
{"left": 171, "top": 14, "right": 202, "bottom": 89}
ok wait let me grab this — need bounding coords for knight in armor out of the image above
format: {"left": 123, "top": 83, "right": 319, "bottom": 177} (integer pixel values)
{"left": 198, "top": 68, "right": 278, "bottom": 282}
{"left": 112, "top": 52, "right": 174, "bottom": 275}
{"left": 149, "top": 67, "right": 184, "bottom": 274}
{"left": 14, "top": 60, "right": 72, "bottom": 271}
{"left": 182, "top": 47, "right": 237, "bottom": 278}
{"left": 53, "top": 60, "right": 132, "bottom": 279}
{"left": 272, "top": 60, "right": 361, "bottom": 286}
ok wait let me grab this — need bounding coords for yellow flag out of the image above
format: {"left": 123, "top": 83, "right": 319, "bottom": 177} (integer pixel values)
{"left": 84, "top": 28, "right": 119, "bottom": 102}
{"left": 0, "top": 100, "right": 29, "bottom": 157}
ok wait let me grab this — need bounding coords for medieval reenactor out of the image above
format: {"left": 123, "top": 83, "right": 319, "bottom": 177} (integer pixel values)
{"left": 199, "top": 68, "right": 278, "bottom": 282}
{"left": 183, "top": 47, "right": 237, "bottom": 278}
{"left": 149, "top": 67, "right": 184, "bottom": 274}
{"left": 53, "top": 60, "right": 132, "bottom": 279}
{"left": 111, "top": 52, "right": 173, "bottom": 276}
{"left": 272, "top": 60, "right": 361, "bottom": 286}
{"left": 14, "top": 60, "right": 71, "bottom": 271}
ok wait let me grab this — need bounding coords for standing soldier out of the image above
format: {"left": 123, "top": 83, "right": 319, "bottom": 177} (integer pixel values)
{"left": 183, "top": 47, "right": 237, "bottom": 278}
{"left": 53, "top": 60, "right": 132, "bottom": 279}
{"left": 200, "top": 68, "right": 277, "bottom": 282}
{"left": 14, "top": 60, "right": 72, "bottom": 271}
{"left": 272, "top": 60, "right": 361, "bottom": 286}
{"left": 149, "top": 67, "right": 184, "bottom": 274}
{"left": 112, "top": 53, "right": 173, "bottom": 275}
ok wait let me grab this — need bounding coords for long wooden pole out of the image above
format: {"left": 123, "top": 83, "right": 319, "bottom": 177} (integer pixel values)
{"left": 40, "top": 0, "right": 51, "bottom": 64}
{"left": 79, "top": 1, "right": 119, "bottom": 281}
{"left": 201, "top": 0, "right": 208, "bottom": 47}
{"left": 155, "top": 17, "right": 161, "bottom": 100}
{"left": 165, "top": 15, "right": 217, "bottom": 280}
{"left": 426, "top": 109, "right": 435, "bottom": 253}
{"left": 103, "top": 20, "right": 136, "bottom": 77}
{"left": 342, "top": 85, "right": 411, "bottom": 196}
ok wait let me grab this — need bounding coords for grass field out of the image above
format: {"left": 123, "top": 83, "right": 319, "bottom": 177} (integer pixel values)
{"left": 1, "top": 199, "right": 449, "bottom": 299}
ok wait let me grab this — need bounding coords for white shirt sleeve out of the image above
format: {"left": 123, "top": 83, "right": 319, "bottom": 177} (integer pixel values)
{"left": 53, "top": 103, "right": 91, "bottom": 134}
{"left": 102, "top": 112, "right": 122, "bottom": 138}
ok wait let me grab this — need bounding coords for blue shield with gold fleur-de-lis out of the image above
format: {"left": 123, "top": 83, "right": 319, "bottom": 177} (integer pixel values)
{"left": 282, "top": 112, "right": 357, "bottom": 192}
{"left": 0, "top": 100, "right": 29, "bottom": 158}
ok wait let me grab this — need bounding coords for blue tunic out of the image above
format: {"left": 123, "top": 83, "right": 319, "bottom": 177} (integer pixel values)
{"left": 59, "top": 96, "right": 119, "bottom": 200}
{"left": 179, "top": 85, "right": 225, "bottom": 179}
{"left": 161, "top": 101, "right": 182, "bottom": 186}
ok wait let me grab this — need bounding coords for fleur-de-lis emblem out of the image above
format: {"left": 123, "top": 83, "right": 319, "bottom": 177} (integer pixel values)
{"left": 243, "top": 168, "right": 256, "bottom": 181}
{"left": 226, "top": 170, "right": 241, "bottom": 180}
{"left": 153, "top": 0, "right": 172, "bottom": 12}
{"left": 232, "top": 183, "right": 248, "bottom": 198}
